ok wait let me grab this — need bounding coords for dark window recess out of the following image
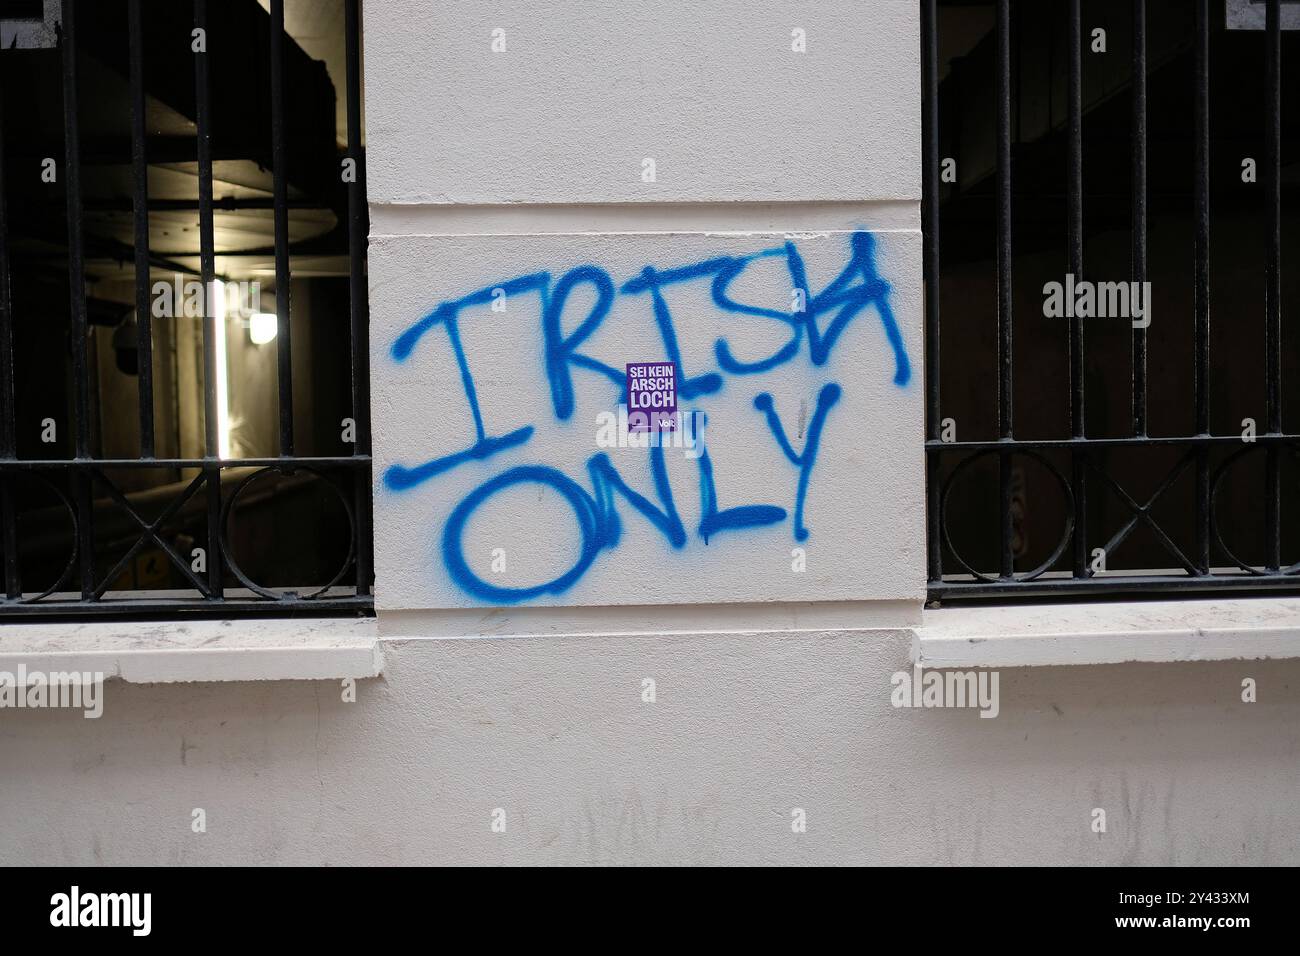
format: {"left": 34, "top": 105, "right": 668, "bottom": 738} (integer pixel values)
{"left": 0, "top": 0, "right": 372, "bottom": 619}
{"left": 0, "top": 1, "right": 44, "bottom": 21}
{"left": 923, "top": 0, "right": 1296, "bottom": 602}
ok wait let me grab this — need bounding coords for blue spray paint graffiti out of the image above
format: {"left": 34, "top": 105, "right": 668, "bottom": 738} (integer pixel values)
{"left": 384, "top": 230, "right": 908, "bottom": 604}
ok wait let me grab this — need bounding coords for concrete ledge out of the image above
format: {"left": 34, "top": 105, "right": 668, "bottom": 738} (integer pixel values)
{"left": 377, "top": 598, "right": 921, "bottom": 639}
{"left": 0, "top": 617, "right": 383, "bottom": 684}
{"left": 913, "top": 597, "right": 1300, "bottom": 668}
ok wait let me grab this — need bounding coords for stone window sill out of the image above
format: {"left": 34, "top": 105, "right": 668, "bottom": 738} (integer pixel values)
{"left": 912, "top": 597, "right": 1300, "bottom": 668}
{"left": 0, "top": 617, "right": 382, "bottom": 683}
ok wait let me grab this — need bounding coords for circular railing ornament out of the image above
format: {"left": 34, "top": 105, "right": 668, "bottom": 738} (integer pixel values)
{"left": 940, "top": 449, "right": 1075, "bottom": 583}
{"left": 219, "top": 466, "right": 357, "bottom": 600}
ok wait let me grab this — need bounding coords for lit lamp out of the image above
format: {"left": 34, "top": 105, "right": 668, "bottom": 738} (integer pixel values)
{"left": 212, "top": 280, "right": 232, "bottom": 459}
{"left": 249, "top": 312, "right": 278, "bottom": 346}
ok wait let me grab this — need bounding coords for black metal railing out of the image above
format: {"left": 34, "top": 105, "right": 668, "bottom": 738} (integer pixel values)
{"left": 923, "top": 0, "right": 1291, "bottom": 602}
{"left": 0, "top": 0, "right": 373, "bottom": 618}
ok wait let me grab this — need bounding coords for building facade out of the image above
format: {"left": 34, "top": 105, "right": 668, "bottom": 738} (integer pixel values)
{"left": 1, "top": 0, "right": 1298, "bottom": 866}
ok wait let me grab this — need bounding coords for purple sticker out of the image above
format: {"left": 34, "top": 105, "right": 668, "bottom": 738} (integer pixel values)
{"left": 625, "top": 362, "right": 678, "bottom": 431}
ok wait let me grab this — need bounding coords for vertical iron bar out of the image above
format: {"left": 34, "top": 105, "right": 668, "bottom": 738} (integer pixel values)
{"left": 270, "top": 0, "right": 294, "bottom": 457}
{"left": 345, "top": 0, "right": 372, "bottom": 596}
{"left": 128, "top": 0, "right": 154, "bottom": 458}
{"left": 1067, "top": 0, "right": 1083, "bottom": 433}
{"left": 194, "top": 0, "right": 222, "bottom": 597}
{"left": 1193, "top": 0, "right": 1210, "bottom": 574}
{"left": 1131, "top": 0, "right": 1148, "bottom": 437}
{"left": 922, "top": 0, "right": 942, "bottom": 586}
{"left": 61, "top": 0, "right": 94, "bottom": 598}
{"left": 0, "top": 73, "right": 19, "bottom": 598}
{"left": 0, "top": 79, "right": 14, "bottom": 464}
{"left": 1068, "top": 0, "right": 1087, "bottom": 578}
{"left": 195, "top": 0, "right": 216, "bottom": 459}
{"left": 996, "top": 0, "right": 1014, "bottom": 579}
{"left": 1264, "top": 0, "right": 1281, "bottom": 571}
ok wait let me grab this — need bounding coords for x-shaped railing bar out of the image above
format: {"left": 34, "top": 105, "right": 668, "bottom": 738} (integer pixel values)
{"left": 1090, "top": 450, "right": 1200, "bottom": 576}
{"left": 89, "top": 469, "right": 214, "bottom": 599}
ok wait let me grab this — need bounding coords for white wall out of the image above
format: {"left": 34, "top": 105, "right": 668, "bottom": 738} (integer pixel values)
{"left": 369, "top": 230, "right": 924, "bottom": 611}
{"left": 1, "top": 0, "right": 1297, "bottom": 867}
{"left": 3, "top": 636, "right": 1299, "bottom": 865}
{"left": 365, "top": 1, "right": 925, "bottom": 617}
{"left": 364, "top": 1, "right": 919, "bottom": 204}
